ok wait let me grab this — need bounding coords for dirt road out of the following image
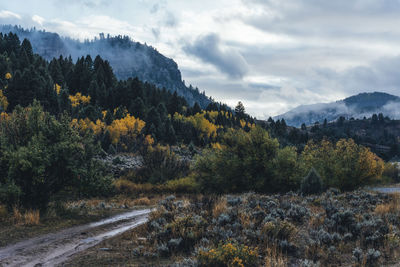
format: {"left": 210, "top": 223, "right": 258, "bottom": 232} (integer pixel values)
{"left": 0, "top": 209, "right": 151, "bottom": 267}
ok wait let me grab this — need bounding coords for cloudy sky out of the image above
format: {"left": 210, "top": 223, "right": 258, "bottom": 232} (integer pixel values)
{"left": 1, "top": 0, "right": 400, "bottom": 118}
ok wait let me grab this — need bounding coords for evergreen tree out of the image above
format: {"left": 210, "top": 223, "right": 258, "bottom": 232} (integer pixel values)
{"left": 234, "top": 101, "right": 245, "bottom": 118}
{"left": 191, "top": 102, "right": 201, "bottom": 115}
{"left": 49, "top": 58, "right": 64, "bottom": 84}
{"left": 21, "top": 38, "right": 33, "bottom": 62}
{"left": 129, "top": 97, "right": 146, "bottom": 119}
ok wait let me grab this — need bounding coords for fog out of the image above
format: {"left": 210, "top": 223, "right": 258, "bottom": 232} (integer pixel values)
{"left": 0, "top": 25, "right": 210, "bottom": 107}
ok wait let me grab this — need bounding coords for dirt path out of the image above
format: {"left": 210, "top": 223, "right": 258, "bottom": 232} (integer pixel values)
{"left": 0, "top": 209, "right": 151, "bottom": 267}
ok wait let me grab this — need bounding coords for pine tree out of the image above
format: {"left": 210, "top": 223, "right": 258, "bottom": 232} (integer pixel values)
{"left": 21, "top": 38, "right": 33, "bottom": 62}
{"left": 234, "top": 101, "right": 245, "bottom": 118}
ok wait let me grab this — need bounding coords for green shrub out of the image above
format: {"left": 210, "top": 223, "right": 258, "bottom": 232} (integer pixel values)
{"left": 0, "top": 181, "right": 21, "bottom": 209}
{"left": 113, "top": 179, "right": 159, "bottom": 195}
{"left": 382, "top": 162, "right": 399, "bottom": 183}
{"left": 164, "top": 176, "right": 200, "bottom": 193}
{"left": 0, "top": 102, "right": 111, "bottom": 210}
{"left": 300, "top": 168, "right": 323, "bottom": 195}
{"left": 166, "top": 215, "right": 205, "bottom": 253}
{"left": 301, "top": 139, "right": 384, "bottom": 191}
{"left": 198, "top": 242, "right": 258, "bottom": 267}
{"left": 77, "top": 161, "right": 114, "bottom": 197}
{"left": 137, "top": 144, "right": 189, "bottom": 184}
{"left": 112, "top": 156, "right": 124, "bottom": 165}
{"left": 262, "top": 220, "right": 297, "bottom": 241}
{"left": 194, "top": 127, "right": 301, "bottom": 193}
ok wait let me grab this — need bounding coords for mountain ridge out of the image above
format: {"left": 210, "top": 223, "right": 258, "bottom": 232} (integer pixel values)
{"left": 274, "top": 92, "right": 400, "bottom": 127}
{"left": 0, "top": 25, "right": 211, "bottom": 108}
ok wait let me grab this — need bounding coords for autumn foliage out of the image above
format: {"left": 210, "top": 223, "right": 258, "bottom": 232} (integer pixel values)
{"left": 194, "top": 127, "right": 385, "bottom": 193}
{"left": 107, "top": 114, "right": 145, "bottom": 145}
{"left": 301, "top": 138, "right": 384, "bottom": 191}
{"left": 69, "top": 92, "right": 91, "bottom": 107}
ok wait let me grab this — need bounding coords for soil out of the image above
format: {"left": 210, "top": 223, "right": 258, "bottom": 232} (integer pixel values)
{"left": 0, "top": 209, "right": 151, "bottom": 267}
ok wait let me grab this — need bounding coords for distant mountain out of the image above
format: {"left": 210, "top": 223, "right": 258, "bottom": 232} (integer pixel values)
{"left": 274, "top": 92, "right": 400, "bottom": 127}
{"left": 0, "top": 25, "right": 211, "bottom": 108}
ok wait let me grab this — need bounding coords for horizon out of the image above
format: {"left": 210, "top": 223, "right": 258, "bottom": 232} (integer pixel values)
{"left": 2, "top": 1, "right": 400, "bottom": 118}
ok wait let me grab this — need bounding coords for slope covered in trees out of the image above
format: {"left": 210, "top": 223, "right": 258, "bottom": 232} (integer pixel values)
{"left": 0, "top": 32, "right": 254, "bottom": 152}
{"left": 0, "top": 25, "right": 211, "bottom": 108}
{"left": 263, "top": 114, "right": 400, "bottom": 160}
{"left": 274, "top": 92, "right": 400, "bottom": 127}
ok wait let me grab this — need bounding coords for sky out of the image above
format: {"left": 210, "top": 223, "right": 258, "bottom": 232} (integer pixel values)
{"left": 1, "top": 0, "right": 400, "bottom": 118}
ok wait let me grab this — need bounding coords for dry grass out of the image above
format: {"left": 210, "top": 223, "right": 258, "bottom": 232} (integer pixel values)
{"left": 23, "top": 209, "right": 40, "bottom": 225}
{"left": 238, "top": 210, "right": 253, "bottom": 228}
{"left": 0, "top": 205, "right": 7, "bottom": 221}
{"left": 148, "top": 206, "right": 166, "bottom": 221}
{"left": 264, "top": 244, "right": 287, "bottom": 267}
{"left": 133, "top": 197, "right": 151, "bottom": 206}
{"left": 375, "top": 193, "right": 400, "bottom": 215}
{"left": 12, "top": 206, "right": 23, "bottom": 224}
{"left": 308, "top": 213, "right": 325, "bottom": 228}
{"left": 114, "top": 179, "right": 158, "bottom": 195}
{"left": 12, "top": 207, "right": 40, "bottom": 225}
{"left": 212, "top": 197, "right": 227, "bottom": 218}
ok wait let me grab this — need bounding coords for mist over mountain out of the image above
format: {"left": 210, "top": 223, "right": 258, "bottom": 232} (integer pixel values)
{"left": 274, "top": 92, "right": 400, "bottom": 127}
{"left": 0, "top": 25, "right": 211, "bottom": 108}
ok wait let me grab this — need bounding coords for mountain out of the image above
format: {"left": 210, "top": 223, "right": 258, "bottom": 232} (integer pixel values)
{"left": 274, "top": 92, "right": 400, "bottom": 127}
{"left": 0, "top": 25, "right": 211, "bottom": 108}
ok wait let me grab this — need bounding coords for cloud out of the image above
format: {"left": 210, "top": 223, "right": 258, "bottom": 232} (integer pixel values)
{"left": 37, "top": 15, "right": 141, "bottom": 41}
{"left": 151, "top": 27, "right": 160, "bottom": 40}
{"left": 53, "top": 0, "right": 109, "bottom": 9}
{"left": 163, "top": 11, "right": 177, "bottom": 28}
{"left": 150, "top": 3, "right": 160, "bottom": 14}
{"left": 0, "top": 10, "right": 21, "bottom": 20}
{"left": 240, "top": 0, "right": 400, "bottom": 39}
{"left": 311, "top": 55, "right": 400, "bottom": 98}
{"left": 382, "top": 101, "right": 400, "bottom": 118}
{"left": 183, "top": 33, "right": 249, "bottom": 79}
{"left": 32, "top": 15, "right": 44, "bottom": 26}
{"left": 3, "top": 1, "right": 400, "bottom": 119}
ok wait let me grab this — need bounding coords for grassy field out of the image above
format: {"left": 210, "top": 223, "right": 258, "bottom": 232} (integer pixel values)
{"left": 65, "top": 190, "right": 400, "bottom": 267}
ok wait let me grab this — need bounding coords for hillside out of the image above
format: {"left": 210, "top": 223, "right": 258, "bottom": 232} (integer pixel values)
{"left": 0, "top": 25, "right": 211, "bottom": 108}
{"left": 263, "top": 113, "right": 400, "bottom": 160}
{"left": 275, "top": 92, "right": 400, "bottom": 127}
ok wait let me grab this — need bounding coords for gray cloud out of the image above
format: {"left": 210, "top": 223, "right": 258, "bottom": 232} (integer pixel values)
{"left": 183, "top": 33, "right": 249, "bottom": 79}
{"left": 151, "top": 27, "right": 160, "bottom": 40}
{"left": 311, "top": 55, "right": 400, "bottom": 97}
{"left": 54, "top": 0, "right": 109, "bottom": 9}
{"left": 163, "top": 11, "right": 177, "bottom": 28}
{"left": 241, "top": 0, "right": 400, "bottom": 39}
{"left": 3, "top": 1, "right": 400, "bottom": 119}
{"left": 150, "top": 3, "right": 160, "bottom": 14}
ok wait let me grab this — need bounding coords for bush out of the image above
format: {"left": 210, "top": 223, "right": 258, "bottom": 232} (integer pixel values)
{"left": 0, "top": 182, "right": 21, "bottom": 209}
{"left": 138, "top": 144, "right": 189, "bottom": 184}
{"left": 164, "top": 176, "right": 200, "bottom": 193}
{"left": 262, "top": 220, "right": 297, "bottom": 241}
{"left": 301, "top": 139, "right": 384, "bottom": 191}
{"left": 77, "top": 161, "right": 114, "bottom": 197}
{"left": 133, "top": 197, "right": 151, "bottom": 206}
{"left": 0, "top": 102, "right": 111, "bottom": 210}
{"left": 301, "top": 168, "right": 323, "bottom": 195}
{"left": 198, "top": 242, "right": 258, "bottom": 267}
{"left": 194, "top": 127, "right": 302, "bottom": 193}
{"left": 113, "top": 179, "right": 159, "bottom": 195}
{"left": 382, "top": 162, "right": 399, "bottom": 183}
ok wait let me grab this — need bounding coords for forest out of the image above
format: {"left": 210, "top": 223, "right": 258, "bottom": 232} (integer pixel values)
{"left": 0, "top": 32, "right": 399, "bottom": 266}
{"left": 0, "top": 32, "right": 393, "bottom": 208}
